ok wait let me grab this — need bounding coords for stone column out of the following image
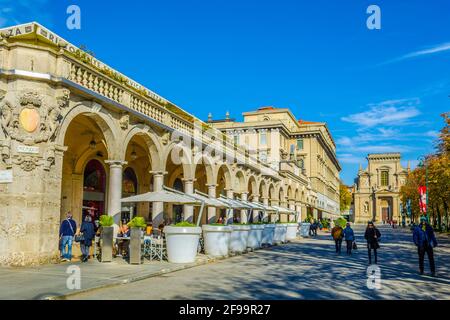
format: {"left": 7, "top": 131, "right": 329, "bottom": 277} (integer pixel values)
{"left": 106, "top": 160, "right": 127, "bottom": 226}
{"left": 261, "top": 197, "right": 269, "bottom": 222}
{"left": 295, "top": 202, "right": 302, "bottom": 223}
{"left": 240, "top": 192, "right": 249, "bottom": 223}
{"left": 151, "top": 171, "right": 166, "bottom": 226}
{"left": 252, "top": 195, "right": 260, "bottom": 222}
{"left": 270, "top": 198, "right": 279, "bottom": 223}
{"left": 225, "top": 189, "right": 234, "bottom": 224}
{"left": 206, "top": 184, "right": 217, "bottom": 224}
{"left": 289, "top": 200, "right": 296, "bottom": 222}
{"left": 183, "top": 178, "right": 195, "bottom": 223}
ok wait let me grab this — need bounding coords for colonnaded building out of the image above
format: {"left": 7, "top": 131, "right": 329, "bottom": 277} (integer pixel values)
{"left": 0, "top": 22, "right": 340, "bottom": 266}
{"left": 353, "top": 153, "right": 409, "bottom": 223}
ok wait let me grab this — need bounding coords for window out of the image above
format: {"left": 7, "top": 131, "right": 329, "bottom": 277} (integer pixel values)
{"left": 299, "top": 158, "right": 304, "bottom": 169}
{"left": 260, "top": 132, "right": 267, "bottom": 145}
{"left": 381, "top": 171, "right": 389, "bottom": 186}
{"left": 297, "top": 138, "right": 304, "bottom": 150}
{"left": 290, "top": 144, "right": 295, "bottom": 160}
{"left": 234, "top": 135, "right": 239, "bottom": 145}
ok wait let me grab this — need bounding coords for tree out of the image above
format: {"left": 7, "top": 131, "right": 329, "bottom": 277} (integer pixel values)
{"left": 339, "top": 183, "right": 352, "bottom": 212}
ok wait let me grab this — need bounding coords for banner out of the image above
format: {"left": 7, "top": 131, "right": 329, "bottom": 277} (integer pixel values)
{"left": 418, "top": 186, "right": 427, "bottom": 213}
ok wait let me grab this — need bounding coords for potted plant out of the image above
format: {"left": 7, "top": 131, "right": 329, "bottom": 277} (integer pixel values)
{"left": 261, "top": 220, "right": 276, "bottom": 246}
{"left": 164, "top": 221, "right": 202, "bottom": 263}
{"left": 247, "top": 222, "right": 265, "bottom": 250}
{"left": 202, "top": 222, "right": 232, "bottom": 257}
{"left": 321, "top": 218, "right": 330, "bottom": 231}
{"left": 285, "top": 220, "right": 299, "bottom": 241}
{"left": 273, "top": 221, "right": 288, "bottom": 244}
{"left": 300, "top": 215, "right": 312, "bottom": 238}
{"left": 229, "top": 223, "right": 251, "bottom": 253}
{"left": 99, "top": 215, "right": 114, "bottom": 262}
{"left": 127, "top": 216, "right": 146, "bottom": 264}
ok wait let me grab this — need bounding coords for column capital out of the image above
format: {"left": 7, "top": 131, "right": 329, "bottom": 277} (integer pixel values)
{"left": 105, "top": 160, "right": 127, "bottom": 167}
{"left": 182, "top": 178, "right": 197, "bottom": 183}
{"left": 205, "top": 184, "right": 217, "bottom": 188}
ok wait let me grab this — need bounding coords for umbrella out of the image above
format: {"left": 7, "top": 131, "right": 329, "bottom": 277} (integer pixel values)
{"left": 121, "top": 189, "right": 202, "bottom": 205}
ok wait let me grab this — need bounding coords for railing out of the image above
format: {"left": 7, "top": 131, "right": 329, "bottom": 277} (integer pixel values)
{"left": 64, "top": 55, "right": 278, "bottom": 176}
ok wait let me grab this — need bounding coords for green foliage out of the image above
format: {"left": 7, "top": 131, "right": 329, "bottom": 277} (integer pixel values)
{"left": 127, "top": 216, "right": 147, "bottom": 228}
{"left": 320, "top": 219, "right": 330, "bottom": 229}
{"left": 174, "top": 221, "right": 196, "bottom": 227}
{"left": 339, "top": 182, "right": 352, "bottom": 212}
{"left": 334, "top": 217, "right": 347, "bottom": 228}
{"left": 304, "top": 215, "right": 313, "bottom": 223}
{"left": 99, "top": 215, "right": 114, "bottom": 227}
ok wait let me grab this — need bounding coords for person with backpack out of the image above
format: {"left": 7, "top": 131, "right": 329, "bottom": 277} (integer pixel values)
{"left": 79, "top": 215, "right": 96, "bottom": 262}
{"left": 413, "top": 216, "right": 438, "bottom": 276}
{"left": 59, "top": 212, "right": 77, "bottom": 262}
{"left": 343, "top": 222, "right": 355, "bottom": 255}
{"left": 331, "top": 224, "right": 344, "bottom": 254}
{"left": 364, "top": 221, "right": 381, "bottom": 264}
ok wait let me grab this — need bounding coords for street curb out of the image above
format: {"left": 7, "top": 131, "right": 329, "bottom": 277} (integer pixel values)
{"left": 45, "top": 242, "right": 299, "bottom": 300}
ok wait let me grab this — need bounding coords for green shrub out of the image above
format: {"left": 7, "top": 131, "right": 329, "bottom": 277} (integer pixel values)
{"left": 334, "top": 217, "right": 347, "bottom": 228}
{"left": 174, "top": 221, "right": 196, "bottom": 227}
{"left": 127, "top": 216, "right": 147, "bottom": 228}
{"left": 304, "top": 215, "right": 313, "bottom": 223}
{"left": 99, "top": 215, "right": 114, "bottom": 227}
{"left": 321, "top": 219, "right": 330, "bottom": 229}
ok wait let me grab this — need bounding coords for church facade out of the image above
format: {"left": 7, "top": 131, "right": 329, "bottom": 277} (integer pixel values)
{"left": 353, "top": 153, "right": 409, "bottom": 223}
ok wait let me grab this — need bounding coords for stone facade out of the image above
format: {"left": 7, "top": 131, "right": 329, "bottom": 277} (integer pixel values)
{"left": 209, "top": 107, "right": 341, "bottom": 220}
{"left": 354, "top": 153, "right": 409, "bottom": 223}
{"left": 0, "top": 22, "right": 324, "bottom": 266}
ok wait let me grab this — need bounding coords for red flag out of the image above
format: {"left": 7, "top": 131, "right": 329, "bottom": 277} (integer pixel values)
{"left": 418, "top": 186, "right": 427, "bottom": 213}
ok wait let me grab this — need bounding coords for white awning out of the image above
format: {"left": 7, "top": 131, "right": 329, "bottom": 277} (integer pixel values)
{"left": 191, "top": 191, "right": 230, "bottom": 208}
{"left": 219, "top": 196, "right": 252, "bottom": 209}
{"left": 121, "top": 189, "right": 202, "bottom": 205}
{"left": 271, "top": 205, "right": 297, "bottom": 215}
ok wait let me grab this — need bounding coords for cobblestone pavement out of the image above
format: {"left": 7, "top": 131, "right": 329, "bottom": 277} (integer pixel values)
{"left": 67, "top": 225, "right": 450, "bottom": 300}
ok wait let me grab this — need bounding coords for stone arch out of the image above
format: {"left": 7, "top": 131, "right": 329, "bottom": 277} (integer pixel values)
{"left": 215, "top": 163, "right": 233, "bottom": 195}
{"left": 162, "top": 141, "right": 195, "bottom": 181}
{"left": 247, "top": 175, "right": 258, "bottom": 199}
{"left": 122, "top": 125, "right": 163, "bottom": 171}
{"left": 259, "top": 179, "right": 268, "bottom": 199}
{"left": 192, "top": 152, "right": 215, "bottom": 188}
{"left": 234, "top": 170, "right": 247, "bottom": 194}
{"left": 57, "top": 102, "right": 120, "bottom": 159}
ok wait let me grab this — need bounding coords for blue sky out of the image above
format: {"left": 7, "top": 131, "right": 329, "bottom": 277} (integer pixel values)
{"left": 1, "top": 0, "right": 449, "bottom": 184}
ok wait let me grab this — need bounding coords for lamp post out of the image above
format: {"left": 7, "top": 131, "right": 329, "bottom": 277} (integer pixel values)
{"left": 417, "top": 156, "right": 429, "bottom": 223}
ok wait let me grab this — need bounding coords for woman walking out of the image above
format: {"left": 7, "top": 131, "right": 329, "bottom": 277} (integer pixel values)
{"left": 364, "top": 221, "right": 381, "bottom": 264}
{"left": 80, "top": 215, "right": 95, "bottom": 262}
{"left": 343, "top": 222, "right": 355, "bottom": 255}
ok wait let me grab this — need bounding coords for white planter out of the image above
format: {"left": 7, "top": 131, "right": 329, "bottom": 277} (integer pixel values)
{"left": 273, "top": 224, "right": 288, "bottom": 244}
{"left": 230, "top": 225, "right": 250, "bottom": 253}
{"left": 164, "top": 226, "right": 202, "bottom": 263}
{"left": 202, "top": 225, "right": 232, "bottom": 257}
{"left": 286, "top": 223, "right": 299, "bottom": 241}
{"left": 300, "top": 223, "right": 311, "bottom": 238}
{"left": 262, "top": 224, "right": 276, "bottom": 245}
{"left": 247, "top": 224, "right": 265, "bottom": 249}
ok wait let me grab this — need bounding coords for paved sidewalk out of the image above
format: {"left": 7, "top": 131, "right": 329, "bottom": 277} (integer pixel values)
{"left": 0, "top": 252, "right": 237, "bottom": 300}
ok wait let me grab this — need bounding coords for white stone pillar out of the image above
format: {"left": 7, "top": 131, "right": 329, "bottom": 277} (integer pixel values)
{"left": 240, "top": 192, "right": 249, "bottom": 223}
{"left": 289, "top": 200, "right": 296, "bottom": 222}
{"left": 106, "top": 160, "right": 127, "bottom": 226}
{"left": 295, "top": 202, "right": 302, "bottom": 223}
{"left": 226, "top": 189, "right": 234, "bottom": 224}
{"left": 262, "top": 197, "right": 269, "bottom": 222}
{"left": 183, "top": 178, "right": 195, "bottom": 223}
{"left": 151, "top": 171, "right": 165, "bottom": 226}
{"left": 207, "top": 184, "right": 217, "bottom": 224}
{"left": 252, "top": 195, "right": 260, "bottom": 222}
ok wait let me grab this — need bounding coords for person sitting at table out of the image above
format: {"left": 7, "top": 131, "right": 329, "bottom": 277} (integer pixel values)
{"left": 116, "top": 224, "right": 130, "bottom": 257}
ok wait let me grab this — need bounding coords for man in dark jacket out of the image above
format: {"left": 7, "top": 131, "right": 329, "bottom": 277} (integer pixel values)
{"left": 59, "top": 212, "right": 77, "bottom": 262}
{"left": 331, "top": 224, "right": 344, "bottom": 254}
{"left": 413, "top": 216, "right": 438, "bottom": 276}
{"left": 364, "top": 221, "right": 381, "bottom": 264}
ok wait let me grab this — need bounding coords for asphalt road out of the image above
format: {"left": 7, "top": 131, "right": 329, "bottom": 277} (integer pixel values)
{"left": 67, "top": 225, "right": 450, "bottom": 300}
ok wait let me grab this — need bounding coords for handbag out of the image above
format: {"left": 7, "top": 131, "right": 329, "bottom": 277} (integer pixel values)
{"left": 74, "top": 233, "right": 85, "bottom": 243}
{"left": 352, "top": 241, "right": 358, "bottom": 250}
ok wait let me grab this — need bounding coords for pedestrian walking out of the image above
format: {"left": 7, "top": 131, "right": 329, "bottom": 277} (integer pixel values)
{"left": 59, "top": 212, "right": 77, "bottom": 262}
{"left": 331, "top": 224, "right": 344, "bottom": 254}
{"left": 413, "top": 216, "right": 438, "bottom": 276}
{"left": 79, "top": 215, "right": 95, "bottom": 262}
{"left": 343, "top": 222, "right": 355, "bottom": 255}
{"left": 364, "top": 221, "right": 381, "bottom": 264}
